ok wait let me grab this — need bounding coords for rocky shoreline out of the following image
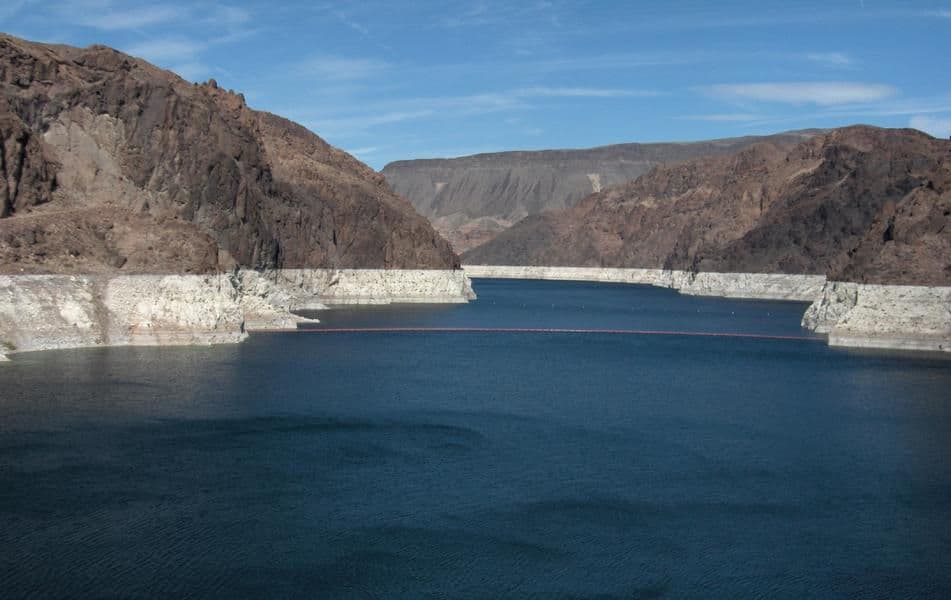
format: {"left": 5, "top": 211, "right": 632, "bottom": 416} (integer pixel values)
{"left": 463, "top": 265, "right": 950, "bottom": 353}
{"left": 803, "top": 282, "right": 950, "bottom": 352}
{"left": 463, "top": 265, "right": 826, "bottom": 301}
{"left": 3, "top": 265, "right": 946, "bottom": 358}
{"left": 0, "top": 269, "right": 475, "bottom": 360}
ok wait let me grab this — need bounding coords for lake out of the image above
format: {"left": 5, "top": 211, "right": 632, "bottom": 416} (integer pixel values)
{"left": 2, "top": 278, "right": 950, "bottom": 598}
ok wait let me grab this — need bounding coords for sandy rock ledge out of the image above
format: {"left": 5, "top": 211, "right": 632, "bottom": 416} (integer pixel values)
{"left": 0, "top": 269, "right": 474, "bottom": 358}
{"left": 802, "top": 282, "right": 951, "bottom": 352}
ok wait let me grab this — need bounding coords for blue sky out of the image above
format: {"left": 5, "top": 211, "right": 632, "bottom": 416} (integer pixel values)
{"left": 2, "top": 1, "right": 949, "bottom": 169}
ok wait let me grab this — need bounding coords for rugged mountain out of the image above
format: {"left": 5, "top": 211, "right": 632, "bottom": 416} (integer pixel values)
{"left": 382, "top": 131, "right": 819, "bottom": 253}
{"left": 0, "top": 34, "right": 458, "bottom": 274}
{"left": 463, "top": 126, "right": 951, "bottom": 286}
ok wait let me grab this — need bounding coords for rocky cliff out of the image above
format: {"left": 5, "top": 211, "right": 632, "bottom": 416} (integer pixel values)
{"left": 802, "top": 282, "right": 950, "bottom": 352}
{"left": 0, "top": 269, "right": 476, "bottom": 359}
{"left": 464, "top": 126, "right": 951, "bottom": 287}
{"left": 382, "top": 131, "right": 818, "bottom": 252}
{"left": 0, "top": 34, "right": 459, "bottom": 274}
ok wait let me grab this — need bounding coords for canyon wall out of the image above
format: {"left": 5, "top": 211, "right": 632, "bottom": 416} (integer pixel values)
{"left": 383, "top": 131, "right": 818, "bottom": 253}
{"left": 463, "top": 127, "right": 950, "bottom": 289}
{"left": 0, "top": 34, "right": 473, "bottom": 358}
{"left": 0, "top": 33, "right": 459, "bottom": 275}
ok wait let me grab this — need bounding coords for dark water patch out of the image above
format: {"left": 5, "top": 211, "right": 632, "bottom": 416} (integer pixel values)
{"left": 144, "top": 414, "right": 485, "bottom": 442}
{"left": 1, "top": 278, "right": 950, "bottom": 597}
{"left": 509, "top": 495, "right": 804, "bottom": 525}
{"left": 558, "top": 582, "right": 671, "bottom": 600}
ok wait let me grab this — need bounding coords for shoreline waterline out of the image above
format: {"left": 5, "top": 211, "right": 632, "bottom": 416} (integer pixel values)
{"left": 463, "top": 267, "right": 951, "bottom": 353}
{"left": 0, "top": 269, "right": 475, "bottom": 360}
{"left": 252, "top": 326, "right": 824, "bottom": 342}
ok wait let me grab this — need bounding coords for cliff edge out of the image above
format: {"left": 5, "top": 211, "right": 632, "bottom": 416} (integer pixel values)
{"left": 0, "top": 33, "right": 459, "bottom": 274}
{"left": 0, "top": 34, "right": 471, "bottom": 358}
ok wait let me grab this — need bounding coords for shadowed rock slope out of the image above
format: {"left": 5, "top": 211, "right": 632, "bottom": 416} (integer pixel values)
{"left": 382, "top": 130, "right": 819, "bottom": 252}
{"left": 0, "top": 34, "right": 458, "bottom": 274}
{"left": 463, "top": 126, "right": 951, "bottom": 286}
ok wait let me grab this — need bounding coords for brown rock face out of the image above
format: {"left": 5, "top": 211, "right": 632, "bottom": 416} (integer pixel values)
{"left": 0, "top": 34, "right": 458, "bottom": 274}
{"left": 463, "top": 126, "right": 951, "bottom": 286}
{"left": 382, "top": 130, "right": 820, "bottom": 253}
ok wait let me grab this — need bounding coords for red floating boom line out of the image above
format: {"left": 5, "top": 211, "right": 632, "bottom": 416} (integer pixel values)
{"left": 249, "top": 326, "right": 822, "bottom": 342}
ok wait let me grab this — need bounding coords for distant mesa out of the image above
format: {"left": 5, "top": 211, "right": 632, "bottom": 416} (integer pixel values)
{"left": 382, "top": 130, "right": 821, "bottom": 254}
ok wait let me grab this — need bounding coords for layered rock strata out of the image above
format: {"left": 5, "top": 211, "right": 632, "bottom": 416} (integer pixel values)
{"left": 0, "top": 269, "right": 474, "bottom": 359}
{"left": 282, "top": 268, "right": 475, "bottom": 305}
{"left": 802, "top": 282, "right": 951, "bottom": 352}
{"left": 0, "top": 273, "right": 248, "bottom": 357}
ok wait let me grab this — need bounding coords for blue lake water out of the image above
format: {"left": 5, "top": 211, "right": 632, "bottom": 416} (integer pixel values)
{"left": 1, "top": 278, "right": 950, "bottom": 598}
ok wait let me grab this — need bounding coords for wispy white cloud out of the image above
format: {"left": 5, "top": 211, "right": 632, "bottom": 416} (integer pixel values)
{"left": 66, "top": 1, "right": 250, "bottom": 32}
{"left": 679, "top": 113, "right": 764, "bottom": 122}
{"left": 707, "top": 82, "right": 897, "bottom": 106}
{"left": 76, "top": 5, "right": 186, "bottom": 30}
{"left": 517, "top": 86, "right": 659, "bottom": 98}
{"left": 122, "top": 35, "right": 246, "bottom": 81}
{"left": 293, "top": 90, "right": 530, "bottom": 137}
{"left": 804, "top": 52, "right": 854, "bottom": 68}
{"left": 0, "top": 0, "right": 34, "bottom": 21}
{"left": 442, "top": 1, "right": 493, "bottom": 27}
{"left": 704, "top": 93, "right": 951, "bottom": 132}
{"left": 333, "top": 9, "right": 369, "bottom": 35}
{"left": 813, "top": 93, "right": 951, "bottom": 119}
{"left": 297, "top": 55, "right": 389, "bottom": 80}
{"left": 211, "top": 5, "right": 250, "bottom": 27}
{"left": 410, "top": 48, "right": 866, "bottom": 81}
{"left": 292, "top": 83, "right": 662, "bottom": 143}
{"left": 302, "top": 110, "right": 437, "bottom": 136}
{"left": 113, "top": 5, "right": 258, "bottom": 82}
{"left": 440, "top": 1, "right": 556, "bottom": 28}
{"left": 346, "top": 146, "right": 380, "bottom": 157}
{"left": 533, "top": 52, "right": 700, "bottom": 72}
{"left": 909, "top": 115, "right": 951, "bottom": 139}
{"left": 127, "top": 38, "right": 203, "bottom": 62}
{"left": 296, "top": 85, "right": 656, "bottom": 136}
{"left": 169, "top": 62, "right": 212, "bottom": 82}
{"left": 304, "top": 4, "right": 394, "bottom": 52}
{"left": 571, "top": 6, "right": 951, "bottom": 33}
